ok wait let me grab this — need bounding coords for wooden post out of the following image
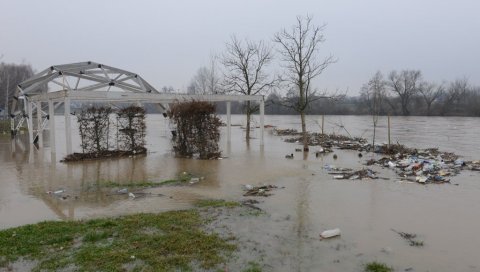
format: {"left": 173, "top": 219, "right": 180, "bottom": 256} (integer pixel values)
{"left": 321, "top": 115, "right": 324, "bottom": 134}
{"left": 226, "top": 101, "right": 231, "bottom": 144}
{"left": 260, "top": 99, "right": 265, "bottom": 146}
{"left": 64, "top": 97, "right": 72, "bottom": 154}
{"left": 388, "top": 114, "right": 391, "bottom": 149}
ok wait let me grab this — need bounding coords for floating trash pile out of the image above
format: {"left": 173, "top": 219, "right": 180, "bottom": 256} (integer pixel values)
{"left": 366, "top": 148, "right": 480, "bottom": 184}
{"left": 275, "top": 129, "right": 368, "bottom": 150}
{"left": 274, "top": 128, "right": 480, "bottom": 185}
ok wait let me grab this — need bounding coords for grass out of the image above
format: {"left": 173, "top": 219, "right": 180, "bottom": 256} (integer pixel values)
{"left": 195, "top": 199, "right": 240, "bottom": 208}
{"left": 242, "top": 261, "right": 263, "bottom": 272}
{"left": 100, "top": 180, "right": 164, "bottom": 188}
{"left": 98, "top": 171, "right": 197, "bottom": 188}
{"left": 0, "top": 210, "right": 236, "bottom": 271}
{"left": 364, "top": 261, "right": 394, "bottom": 272}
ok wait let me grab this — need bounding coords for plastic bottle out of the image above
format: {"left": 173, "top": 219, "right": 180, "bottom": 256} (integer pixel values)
{"left": 320, "top": 228, "right": 341, "bottom": 239}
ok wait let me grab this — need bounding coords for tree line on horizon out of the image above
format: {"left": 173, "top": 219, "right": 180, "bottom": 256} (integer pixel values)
{"left": 2, "top": 62, "right": 479, "bottom": 118}
{"left": 2, "top": 15, "right": 480, "bottom": 125}
{"left": 202, "top": 72, "right": 480, "bottom": 117}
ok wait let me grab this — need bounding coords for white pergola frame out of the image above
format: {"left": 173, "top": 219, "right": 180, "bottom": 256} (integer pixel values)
{"left": 10, "top": 61, "right": 265, "bottom": 155}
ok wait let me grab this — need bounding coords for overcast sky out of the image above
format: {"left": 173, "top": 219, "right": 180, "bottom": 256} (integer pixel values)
{"left": 1, "top": 0, "right": 479, "bottom": 95}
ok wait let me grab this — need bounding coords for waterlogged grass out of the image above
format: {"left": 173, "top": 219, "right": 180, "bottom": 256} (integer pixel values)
{"left": 365, "top": 261, "right": 394, "bottom": 272}
{"left": 99, "top": 172, "right": 195, "bottom": 188}
{"left": 0, "top": 211, "right": 236, "bottom": 271}
{"left": 195, "top": 199, "right": 240, "bottom": 208}
{"left": 100, "top": 180, "right": 164, "bottom": 188}
{"left": 242, "top": 261, "right": 263, "bottom": 272}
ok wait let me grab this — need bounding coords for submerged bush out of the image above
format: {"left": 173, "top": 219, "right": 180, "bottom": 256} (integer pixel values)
{"left": 77, "top": 106, "right": 113, "bottom": 153}
{"left": 71, "top": 105, "right": 148, "bottom": 161}
{"left": 116, "top": 105, "right": 146, "bottom": 152}
{"left": 168, "top": 101, "right": 221, "bottom": 159}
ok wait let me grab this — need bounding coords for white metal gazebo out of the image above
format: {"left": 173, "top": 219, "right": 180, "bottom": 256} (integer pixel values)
{"left": 10, "top": 61, "right": 265, "bottom": 156}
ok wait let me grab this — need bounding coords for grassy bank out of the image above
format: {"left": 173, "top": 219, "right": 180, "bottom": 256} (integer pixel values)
{"left": 0, "top": 119, "right": 9, "bottom": 134}
{"left": 0, "top": 207, "right": 237, "bottom": 271}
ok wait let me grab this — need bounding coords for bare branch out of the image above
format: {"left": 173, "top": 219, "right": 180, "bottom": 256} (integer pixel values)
{"left": 273, "top": 15, "right": 335, "bottom": 150}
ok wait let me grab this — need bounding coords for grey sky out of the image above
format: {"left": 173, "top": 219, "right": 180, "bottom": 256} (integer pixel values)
{"left": 1, "top": 0, "right": 479, "bottom": 95}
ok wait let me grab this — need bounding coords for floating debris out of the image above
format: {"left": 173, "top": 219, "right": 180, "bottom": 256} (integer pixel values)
{"left": 364, "top": 148, "right": 474, "bottom": 184}
{"left": 285, "top": 154, "right": 294, "bottom": 159}
{"left": 274, "top": 128, "right": 300, "bottom": 136}
{"left": 117, "top": 188, "right": 128, "bottom": 194}
{"left": 275, "top": 128, "right": 479, "bottom": 185}
{"left": 46, "top": 189, "right": 71, "bottom": 200}
{"left": 315, "top": 147, "right": 333, "bottom": 157}
{"left": 241, "top": 199, "right": 262, "bottom": 210}
{"left": 320, "top": 228, "right": 341, "bottom": 239}
{"left": 391, "top": 229, "right": 424, "bottom": 247}
{"left": 189, "top": 177, "right": 201, "bottom": 184}
{"left": 327, "top": 168, "right": 378, "bottom": 180}
{"left": 243, "top": 185, "right": 282, "bottom": 197}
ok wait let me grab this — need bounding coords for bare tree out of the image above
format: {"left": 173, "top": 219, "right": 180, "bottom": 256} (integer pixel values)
{"left": 161, "top": 86, "right": 175, "bottom": 93}
{"left": 221, "top": 35, "right": 276, "bottom": 140}
{"left": 187, "top": 67, "right": 210, "bottom": 94}
{"left": 274, "top": 15, "right": 335, "bottom": 151}
{"left": 440, "top": 78, "right": 469, "bottom": 115}
{"left": 361, "top": 71, "right": 386, "bottom": 148}
{"left": 419, "top": 81, "right": 444, "bottom": 115}
{"left": 387, "top": 70, "right": 422, "bottom": 116}
{"left": 188, "top": 56, "right": 221, "bottom": 95}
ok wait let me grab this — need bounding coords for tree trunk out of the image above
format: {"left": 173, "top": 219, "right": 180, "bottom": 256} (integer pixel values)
{"left": 300, "top": 110, "right": 308, "bottom": 151}
{"left": 401, "top": 99, "right": 410, "bottom": 116}
{"left": 246, "top": 101, "right": 251, "bottom": 140}
{"left": 426, "top": 103, "right": 432, "bottom": 116}
{"left": 372, "top": 115, "right": 376, "bottom": 150}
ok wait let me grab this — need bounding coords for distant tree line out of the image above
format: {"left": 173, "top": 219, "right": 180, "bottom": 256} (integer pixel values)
{"left": 357, "top": 71, "right": 480, "bottom": 116}
{"left": 214, "top": 73, "right": 480, "bottom": 117}
{"left": 2, "top": 60, "right": 479, "bottom": 120}
{"left": 0, "top": 62, "right": 34, "bottom": 118}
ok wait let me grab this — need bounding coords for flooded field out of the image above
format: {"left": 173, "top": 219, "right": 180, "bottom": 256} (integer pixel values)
{"left": 1, "top": 114, "right": 480, "bottom": 271}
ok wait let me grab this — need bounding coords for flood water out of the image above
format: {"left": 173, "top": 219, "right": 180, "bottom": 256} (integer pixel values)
{"left": 1, "top": 114, "right": 480, "bottom": 271}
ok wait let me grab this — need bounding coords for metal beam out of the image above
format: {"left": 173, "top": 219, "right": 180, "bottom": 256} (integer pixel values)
{"left": 19, "top": 69, "right": 51, "bottom": 87}
{"left": 29, "top": 90, "right": 263, "bottom": 103}
{"left": 64, "top": 97, "right": 72, "bottom": 154}
{"left": 36, "top": 101, "right": 43, "bottom": 147}
{"left": 21, "top": 72, "right": 59, "bottom": 94}
{"left": 27, "top": 100, "right": 33, "bottom": 144}
{"left": 48, "top": 100, "right": 56, "bottom": 155}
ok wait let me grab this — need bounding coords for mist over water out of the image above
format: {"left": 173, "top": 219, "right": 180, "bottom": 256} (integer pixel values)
{"left": 1, "top": 114, "right": 480, "bottom": 271}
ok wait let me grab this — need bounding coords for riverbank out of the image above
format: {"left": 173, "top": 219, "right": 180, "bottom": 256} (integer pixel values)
{"left": 1, "top": 198, "right": 396, "bottom": 272}
{"left": 0, "top": 200, "right": 248, "bottom": 271}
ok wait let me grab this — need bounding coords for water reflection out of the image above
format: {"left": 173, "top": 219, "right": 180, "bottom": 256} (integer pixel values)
{"left": 2, "top": 115, "right": 480, "bottom": 271}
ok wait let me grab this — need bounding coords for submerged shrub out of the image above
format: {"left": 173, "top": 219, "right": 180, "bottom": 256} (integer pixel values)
{"left": 116, "top": 106, "right": 146, "bottom": 152}
{"left": 77, "top": 106, "right": 113, "bottom": 153}
{"left": 168, "top": 101, "right": 221, "bottom": 159}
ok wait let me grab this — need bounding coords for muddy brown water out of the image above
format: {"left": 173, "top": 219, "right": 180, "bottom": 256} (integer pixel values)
{"left": 1, "top": 114, "right": 480, "bottom": 271}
